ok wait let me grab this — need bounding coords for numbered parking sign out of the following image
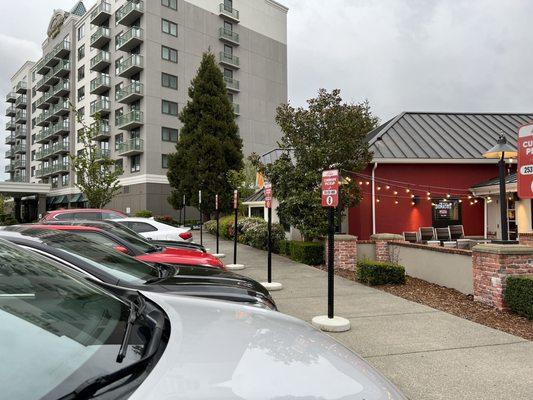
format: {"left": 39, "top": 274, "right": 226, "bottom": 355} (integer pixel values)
{"left": 265, "top": 183, "right": 273, "bottom": 209}
{"left": 321, "top": 169, "right": 340, "bottom": 207}
{"left": 518, "top": 123, "right": 533, "bottom": 199}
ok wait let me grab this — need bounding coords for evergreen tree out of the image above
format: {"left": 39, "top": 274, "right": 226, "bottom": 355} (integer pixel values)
{"left": 167, "top": 52, "right": 243, "bottom": 216}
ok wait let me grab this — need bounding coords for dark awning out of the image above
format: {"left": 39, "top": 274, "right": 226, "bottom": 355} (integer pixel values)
{"left": 53, "top": 195, "right": 68, "bottom": 205}
{"left": 70, "top": 193, "right": 82, "bottom": 203}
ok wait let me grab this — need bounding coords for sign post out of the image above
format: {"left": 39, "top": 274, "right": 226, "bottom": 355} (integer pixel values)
{"left": 199, "top": 190, "right": 203, "bottom": 246}
{"left": 518, "top": 123, "right": 533, "bottom": 199}
{"left": 261, "top": 183, "right": 283, "bottom": 291}
{"left": 226, "top": 190, "right": 245, "bottom": 271}
{"left": 182, "top": 195, "right": 186, "bottom": 227}
{"left": 312, "top": 169, "right": 350, "bottom": 332}
{"left": 212, "top": 194, "right": 225, "bottom": 259}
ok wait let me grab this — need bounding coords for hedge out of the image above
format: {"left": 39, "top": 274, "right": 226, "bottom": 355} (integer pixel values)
{"left": 289, "top": 241, "right": 324, "bottom": 265}
{"left": 504, "top": 275, "right": 533, "bottom": 319}
{"left": 357, "top": 261, "right": 405, "bottom": 286}
{"left": 135, "top": 210, "right": 153, "bottom": 218}
{"left": 279, "top": 240, "right": 291, "bottom": 256}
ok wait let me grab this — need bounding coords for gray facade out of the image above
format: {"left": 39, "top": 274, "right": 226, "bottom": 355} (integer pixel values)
{"left": 3, "top": 0, "right": 288, "bottom": 216}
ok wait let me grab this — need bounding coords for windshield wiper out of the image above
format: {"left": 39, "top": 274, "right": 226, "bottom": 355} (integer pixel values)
{"left": 117, "top": 295, "right": 146, "bottom": 363}
{"left": 57, "top": 295, "right": 165, "bottom": 400}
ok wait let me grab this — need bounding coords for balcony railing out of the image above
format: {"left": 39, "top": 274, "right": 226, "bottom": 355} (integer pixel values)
{"left": 116, "top": 82, "right": 143, "bottom": 103}
{"left": 52, "top": 100, "right": 70, "bottom": 117}
{"left": 36, "top": 146, "right": 53, "bottom": 161}
{"left": 13, "top": 159, "right": 26, "bottom": 169}
{"left": 233, "top": 103, "right": 240, "bottom": 115}
{"left": 91, "top": 98, "right": 111, "bottom": 116}
{"left": 5, "top": 149, "right": 14, "bottom": 159}
{"left": 5, "top": 121, "right": 16, "bottom": 131}
{"left": 90, "top": 51, "right": 111, "bottom": 71}
{"left": 5, "top": 134, "right": 15, "bottom": 145}
{"left": 116, "top": 54, "right": 143, "bottom": 77}
{"left": 219, "top": 27, "right": 240, "bottom": 44}
{"left": 13, "top": 143, "right": 26, "bottom": 154}
{"left": 12, "top": 173, "right": 26, "bottom": 182}
{"left": 15, "top": 95, "right": 27, "bottom": 109}
{"left": 44, "top": 70, "right": 59, "bottom": 87}
{"left": 95, "top": 148, "right": 111, "bottom": 159}
{"left": 15, "top": 81, "right": 27, "bottom": 94}
{"left": 219, "top": 52, "right": 240, "bottom": 68}
{"left": 53, "top": 59, "right": 71, "bottom": 78}
{"left": 36, "top": 96, "right": 50, "bottom": 110}
{"left": 15, "top": 110, "right": 27, "bottom": 124}
{"left": 91, "top": 27, "right": 111, "bottom": 49}
{"left": 116, "top": 26, "right": 143, "bottom": 52}
{"left": 117, "top": 138, "right": 144, "bottom": 156}
{"left": 5, "top": 106, "right": 15, "bottom": 117}
{"left": 90, "top": 74, "right": 111, "bottom": 95}
{"left": 5, "top": 163, "right": 13, "bottom": 173}
{"left": 53, "top": 79, "right": 70, "bottom": 97}
{"left": 224, "top": 76, "right": 240, "bottom": 92}
{"left": 6, "top": 92, "right": 16, "bottom": 103}
{"left": 35, "top": 128, "right": 53, "bottom": 143}
{"left": 91, "top": 120, "right": 111, "bottom": 140}
{"left": 116, "top": 0, "right": 144, "bottom": 26}
{"left": 219, "top": 3, "right": 239, "bottom": 21}
{"left": 52, "top": 141, "right": 70, "bottom": 155}
{"left": 52, "top": 40, "right": 71, "bottom": 60}
{"left": 52, "top": 119, "right": 70, "bottom": 135}
{"left": 14, "top": 126, "right": 27, "bottom": 139}
{"left": 90, "top": 1, "right": 112, "bottom": 25}
{"left": 115, "top": 110, "right": 143, "bottom": 130}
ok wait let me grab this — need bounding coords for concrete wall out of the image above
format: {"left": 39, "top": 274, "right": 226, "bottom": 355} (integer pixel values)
{"left": 357, "top": 242, "right": 375, "bottom": 262}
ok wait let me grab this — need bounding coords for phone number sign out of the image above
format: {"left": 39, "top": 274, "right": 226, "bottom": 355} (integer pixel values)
{"left": 518, "top": 123, "right": 533, "bottom": 199}
{"left": 321, "top": 169, "right": 340, "bottom": 207}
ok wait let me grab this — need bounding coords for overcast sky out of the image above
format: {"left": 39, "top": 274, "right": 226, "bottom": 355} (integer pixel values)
{"left": 1, "top": 0, "right": 532, "bottom": 176}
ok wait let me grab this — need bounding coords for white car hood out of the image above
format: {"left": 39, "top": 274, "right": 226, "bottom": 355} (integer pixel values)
{"left": 131, "top": 292, "right": 406, "bottom": 400}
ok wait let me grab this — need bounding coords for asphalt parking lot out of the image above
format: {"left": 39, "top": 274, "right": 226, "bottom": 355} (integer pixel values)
{"left": 204, "top": 234, "right": 533, "bottom": 400}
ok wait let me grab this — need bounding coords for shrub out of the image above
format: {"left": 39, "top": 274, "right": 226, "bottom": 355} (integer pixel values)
{"left": 155, "top": 215, "right": 179, "bottom": 226}
{"left": 290, "top": 241, "right": 324, "bottom": 265}
{"left": 279, "top": 240, "right": 291, "bottom": 255}
{"left": 135, "top": 210, "right": 153, "bottom": 218}
{"left": 218, "top": 215, "right": 235, "bottom": 238}
{"left": 357, "top": 261, "right": 405, "bottom": 286}
{"left": 243, "top": 221, "right": 286, "bottom": 252}
{"left": 0, "top": 213, "right": 17, "bottom": 226}
{"left": 505, "top": 275, "right": 533, "bottom": 319}
{"left": 203, "top": 220, "right": 217, "bottom": 234}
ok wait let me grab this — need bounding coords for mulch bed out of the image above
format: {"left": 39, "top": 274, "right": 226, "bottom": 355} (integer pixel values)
{"left": 314, "top": 266, "right": 533, "bottom": 341}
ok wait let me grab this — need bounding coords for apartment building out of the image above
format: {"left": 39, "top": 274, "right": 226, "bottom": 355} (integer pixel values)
{"left": 3, "top": 0, "right": 288, "bottom": 217}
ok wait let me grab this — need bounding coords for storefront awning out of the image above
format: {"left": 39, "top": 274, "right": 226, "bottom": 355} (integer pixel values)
{"left": 52, "top": 195, "right": 68, "bottom": 205}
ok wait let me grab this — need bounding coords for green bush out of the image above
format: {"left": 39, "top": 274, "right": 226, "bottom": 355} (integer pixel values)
{"left": 135, "top": 210, "right": 153, "bottom": 218}
{"left": 289, "top": 242, "right": 324, "bottom": 265}
{"left": 357, "top": 261, "right": 405, "bottom": 286}
{"left": 279, "top": 240, "right": 291, "bottom": 255}
{"left": 0, "top": 213, "right": 17, "bottom": 226}
{"left": 243, "top": 221, "right": 286, "bottom": 252}
{"left": 218, "top": 215, "right": 235, "bottom": 238}
{"left": 505, "top": 275, "right": 533, "bottom": 319}
{"left": 204, "top": 220, "right": 217, "bottom": 234}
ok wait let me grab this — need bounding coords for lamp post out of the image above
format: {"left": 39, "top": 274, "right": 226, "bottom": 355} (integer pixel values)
{"left": 482, "top": 135, "right": 517, "bottom": 242}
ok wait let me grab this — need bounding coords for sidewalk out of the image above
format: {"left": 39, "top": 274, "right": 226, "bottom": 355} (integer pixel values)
{"left": 203, "top": 234, "right": 533, "bottom": 400}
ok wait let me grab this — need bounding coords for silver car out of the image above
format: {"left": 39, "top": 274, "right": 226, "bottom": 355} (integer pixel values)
{"left": 0, "top": 238, "right": 405, "bottom": 400}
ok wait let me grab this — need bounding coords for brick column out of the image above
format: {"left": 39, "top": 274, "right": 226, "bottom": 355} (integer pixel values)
{"left": 325, "top": 234, "right": 358, "bottom": 272}
{"left": 518, "top": 232, "right": 533, "bottom": 247}
{"left": 370, "top": 233, "right": 405, "bottom": 262}
{"left": 472, "top": 244, "right": 533, "bottom": 310}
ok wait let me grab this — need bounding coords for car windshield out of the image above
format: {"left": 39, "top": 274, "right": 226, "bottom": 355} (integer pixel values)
{"left": 106, "top": 224, "right": 159, "bottom": 254}
{"left": 0, "top": 238, "right": 148, "bottom": 399}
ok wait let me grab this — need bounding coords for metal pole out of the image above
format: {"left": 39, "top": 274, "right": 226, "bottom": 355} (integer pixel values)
{"left": 183, "top": 196, "right": 186, "bottom": 227}
{"left": 328, "top": 206, "right": 335, "bottom": 319}
{"left": 216, "top": 208, "right": 220, "bottom": 254}
{"left": 499, "top": 153, "right": 509, "bottom": 241}
{"left": 267, "top": 206, "right": 272, "bottom": 283}
{"left": 233, "top": 206, "right": 238, "bottom": 265}
{"left": 199, "top": 190, "right": 203, "bottom": 245}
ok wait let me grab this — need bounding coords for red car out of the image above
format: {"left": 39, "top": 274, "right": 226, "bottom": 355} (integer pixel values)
{"left": 26, "top": 224, "right": 225, "bottom": 270}
{"left": 40, "top": 208, "right": 127, "bottom": 222}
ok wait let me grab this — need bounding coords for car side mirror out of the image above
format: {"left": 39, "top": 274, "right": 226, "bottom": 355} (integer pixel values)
{"left": 113, "top": 245, "right": 129, "bottom": 254}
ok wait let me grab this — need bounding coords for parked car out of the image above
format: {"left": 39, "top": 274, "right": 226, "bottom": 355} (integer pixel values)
{"left": 0, "top": 227, "right": 276, "bottom": 310}
{"left": 0, "top": 237, "right": 406, "bottom": 400}
{"left": 3, "top": 224, "right": 225, "bottom": 270}
{"left": 115, "top": 217, "right": 193, "bottom": 242}
{"left": 40, "top": 208, "right": 127, "bottom": 221}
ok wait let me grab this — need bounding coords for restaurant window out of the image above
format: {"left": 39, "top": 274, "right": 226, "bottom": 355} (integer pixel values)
{"left": 432, "top": 199, "right": 462, "bottom": 228}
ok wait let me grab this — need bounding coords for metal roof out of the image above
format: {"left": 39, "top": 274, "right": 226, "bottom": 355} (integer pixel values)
{"left": 243, "top": 188, "right": 265, "bottom": 203}
{"left": 368, "top": 112, "right": 533, "bottom": 160}
{"left": 470, "top": 173, "right": 517, "bottom": 189}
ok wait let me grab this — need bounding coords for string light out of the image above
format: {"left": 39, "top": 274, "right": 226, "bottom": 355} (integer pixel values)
{"left": 427, "top": 196, "right": 431, "bottom": 201}
{"left": 394, "top": 200, "right": 399, "bottom": 205}
{"left": 377, "top": 186, "right": 382, "bottom": 191}
{"left": 386, "top": 185, "right": 391, "bottom": 190}
{"left": 393, "top": 191, "right": 398, "bottom": 195}
{"left": 446, "top": 193, "right": 451, "bottom": 199}
{"left": 358, "top": 181, "right": 363, "bottom": 185}
{"left": 411, "top": 201, "right": 415, "bottom": 206}
{"left": 376, "top": 198, "right": 380, "bottom": 203}
{"left": 427, "top": 191, "right": 431, "bottom": 196}
{"left": 411, "top": 194, "right": 415, "bottom": 199}
{"left": 365, "top": 181, "right": 370, "bottom": 186}
{"left": 406, "top": 188, "right": 411, "bottom": 193}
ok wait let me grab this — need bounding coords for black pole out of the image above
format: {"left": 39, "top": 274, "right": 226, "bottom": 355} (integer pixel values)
{"left": 183, "top": 197, "right": 186, "bottom": 227}
{"left": 233, "top": 206, "right": 238, "bottom": 264}
{"left": 216, "top": 209, "right": 220, "bottom": 254}
{"left": 328, "top": 206, "right": 335, "bottom": 319}
{"left": 200, "top": 209, "right": 203, "bottom": 246}
{"left": 267, "top": 206, "right": 272, "bottom": 283}
{"left": 499, "top": 153, "right": 509, "bottom": 241}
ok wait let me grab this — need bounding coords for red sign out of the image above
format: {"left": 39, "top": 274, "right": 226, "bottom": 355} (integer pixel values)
{"left": 265, "top": 183, "right": 273, "bottom": 209}
{"left": 321, "top": 169, "right": 340, "bottom": 207}
{"left": 233, "top": 190, "right": 239, "bottom": 209}
{"left": 518, "top": 123, "right": 533, "bottom": 199}
{"left": 215, "top": 194, "right": 219, "bottom": 211}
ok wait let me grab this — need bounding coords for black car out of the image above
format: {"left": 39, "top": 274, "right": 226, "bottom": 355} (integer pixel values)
{"left": 0, "top": 227, "right": 277, "bottom": 310}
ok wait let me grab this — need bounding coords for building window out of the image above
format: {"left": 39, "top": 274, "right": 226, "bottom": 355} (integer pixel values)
{"left": 162, "top": 19, "right": 177, "bottom": 36}
{"left": 162, "top": 0, "right": 177, "bottom": 10}
{"left": 162, "top": 100, "right": 178, "bottom": 116}
{"left": 77, "top": 66, "right": 85, "bottom": 81}
{"left": 224, "top": 44, "right": 233, "bottom": 56}
{"left": 51, "top": 176, "right": 59, "bottom": 189}
{"left": 78, "top": 107, "right": 85, "bottom": 118}
{"left": 224, "top": 21, "right": 233, "bottom": 32}
{"left": 62, "top": 174, "right": 69, "bottom": 187}
{"left": 131, "top": 155, "right": 141, "bottom": 173}
{"left": 77, "top": 87, "right": 85, "bottom": 102}
{"left": 162, "top": 127, "right": 179, "bottom": 142}
{"left": 161, "top": 45, "right": 178, "bottom": 63}
{"left": 31, "top": 150, "right": 35, "bottom": 161}
{"left": 77, "top": 45, "right": 85, "bottom": 61}
{"left": 114, "top": 133, "right": 123, "bottom": 151}
{"left": 31, "top": 166, "right": 35, "bottom": 177}
{"left": 161, "top": 154, "right": 169, "bottom": 169}
{"left": 31, "top": 134, "right": 35, "bottom": 145}
{"left": 161, "top": 72, "right": 178, "bottom": 89}
{"left": 77, "top": 24, "right": 85, "bottom": 40}
{"left": 115, "top": 159, "right": 123, "bottom": 174}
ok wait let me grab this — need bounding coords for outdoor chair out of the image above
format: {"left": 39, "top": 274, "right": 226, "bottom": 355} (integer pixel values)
{"left": 435, "top": 227, "right": 452, "bottom": 243}
{"left": 403, "top": 231, "right": 418, "bottom": 243}
{"left": 418, "top": 227, "right": 436, "bottom": 243}
{"left": 449, "top": 225, "right": 465, "bottom": 240}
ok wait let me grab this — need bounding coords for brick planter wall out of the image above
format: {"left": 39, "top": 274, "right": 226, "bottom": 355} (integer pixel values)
{"left": 325, "top": 234, "right": 358, "bottom": 271}
{"left": 518, "top": 232, "right": 533, "bottom": 247}
{"left": 370, "top": 234, "right": 405, "bottom": 262}
{"left": 472, "top": 244, "right": 533, "bottom": 310}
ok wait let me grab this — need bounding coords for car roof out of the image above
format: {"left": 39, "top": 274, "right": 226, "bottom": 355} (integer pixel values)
{"left": 115, "top": 217, "right": 157, "bottom": 222}
{"left": 31, "top": 224, "right": 103, "bottom": 232}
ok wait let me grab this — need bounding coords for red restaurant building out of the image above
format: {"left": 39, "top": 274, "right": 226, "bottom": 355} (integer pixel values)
{"left": 348, "top": 112, "right": 533, "bottom": 240}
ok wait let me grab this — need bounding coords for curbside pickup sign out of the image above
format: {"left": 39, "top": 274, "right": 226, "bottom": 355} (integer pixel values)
{"left": 321, "top": 169, "right": 340, "bottom": 207}
{"left": 518, "top": 123, "right": 533, "bottom": 199}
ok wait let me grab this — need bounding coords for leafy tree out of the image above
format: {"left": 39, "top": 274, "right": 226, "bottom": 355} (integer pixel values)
{"left": 167, "top": 52, "right": 243, "bottom": 216}
{"left": 227, "top": 158, "right": 258, "bottom": 201}
{"left": 251, "top": 89, "right": 378, "bottom": 241}
{"left": 70, "top": 112, "right": 122, "bottom": 208}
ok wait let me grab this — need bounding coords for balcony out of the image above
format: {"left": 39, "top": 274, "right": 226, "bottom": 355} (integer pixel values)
{"left": 5, "top": 106, "right": 15, "bottom": 117}
{"left": 52, "top": 119, "right": 71, "bottom": 136}
{"left": 90, "top": 74, "right": 111, "bottom": 95}
{"left": 52, "top": 141, "right": 70, "bottom": 155}
{"left": 95, "top": 148, "right": 111, "bottom": 160}
{"left": 13, "top": 143, "right": 26, "bottom": 154}
{"left": 45, "top": 109, "right": 59, "bottom": 123}
{"left": 219, "top": 27, "right": 240, "bottom": 45}
{"left": 36, "top": 96, "right": 50, "bottom": 110}
{"left": 35, "top": 128, "right": 53, "bottom": 143}
{"left": 6, "top": 92, "right": 16, "bottom": 103}
{"left": 15, "top": 81, "right": 27, "bottom": 94}
{"left": 15, "top": 110, "right": 27, "bottom": 124}
{"left": 91, "top": 27, "right": 111, "bottom": 49}
{"left": 36, "top": 166, "right": 48, "bottom": 178}
{"left": 53, "top": 59, "right": 71, "bottom": 78}
{"left": 53, "top": 79, "right": 70, "bottom": 98}
{"left": 13, "top": 159, "right": 26, "bottom": 170}
{"left": 5, "top": 149, "right": 14, "bottom": 159}
{"left": 90, "top": 98, "right": 111, "bottom": 116}
{"left": 5, "top": 134, "right": 15, "bottom": 145}
{"left": 14, "top": 126, "right": 27, "bottom": 139}
{"left": 233, "top": 103, "right": 240, "bottom": 116}
{"left": 52, "top": 161, "right": 70, "bottom": 174}
{"left": 52, "top": 100, "right": 70, "bottom": 117}
{"left": 91, "top": 1, "right": 112, "bottom": 25}
{"left": 12, "top": 173, "right": 26, "bottom": 182}
{"left": 53, "top": 40, "right": 71, "bottom": 60}
{"left": 44, "top": 70, "right": 59, "bottom": 87}
{"left": 117, "top": 138, "right": 144, "bottom": 156}
{"left": 36, "top": 112, "right": 51, "bottom": 127}
{"left": 91, "top": 120, "right": 111, "bottom": 140}
{"left": 36, "top": 58, "right": 50, "bottom": 75}
{"left": 116, "top": 27, "right": 143, "bottom": 52}
{"left": 36, "top": 77, "right": 50, "bottom": 92}
{"left": 116, "top": 54, "right": 143, "bottom": 78}
{"left": 223, "top": 76, "right": 240, "bottom": 92}
{"left": 15, "top": 95, "right": 27, "bottom": 109}
{"left": 219, "top": 3, "right": 239, "bottom": 22}
{"left": 5, "top": 121, "right": 16, "bottom": 131}
{"left": 116, "top": 110, "right": 143, "bottom": 130}
{"left": 44, "top": 88, "right": 59, "bottom": 105}
{"left": 116, "top": 0, "right": 144, "bottom": 26}
{"left": 90, "top": 51, "right": 111, "bottom": 72}
{"left": 4, "top": 163, "right": 13, "bottom": 173}
{"left": 116, "top": 82, "right": 143, "bottom": 104}
{"left": 36, "top": 147, "right": 53, "bottom": 161}
{"left": 219, "top": 51, "right": 240, "bottom": 69}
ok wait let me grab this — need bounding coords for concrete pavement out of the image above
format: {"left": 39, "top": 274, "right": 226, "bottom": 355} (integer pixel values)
{"left": 203, "top": 234, "right": 533, "bottom": 400}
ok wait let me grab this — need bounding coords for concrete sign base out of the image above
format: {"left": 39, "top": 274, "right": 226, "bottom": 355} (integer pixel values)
{"left": 226, "top": 264, "right": 245, "bottom": 271}
{"left": 260, "top": 282, "right": 283, "bottom": 291}
{"left": 311, "top": 315, "right": 351, "bottom": 332}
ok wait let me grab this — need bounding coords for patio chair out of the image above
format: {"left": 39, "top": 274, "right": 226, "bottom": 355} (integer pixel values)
{"left": 435, "top": 227, "right": 451, "bottom": 242}
{"left": 418, "top": 227, "right": 436, "bottom": 243}
{"left": 449, "top": 225, "right": 465, "bottom": 240}
{"left": 403, "top": 231, "right": 418, "bottom": 243}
